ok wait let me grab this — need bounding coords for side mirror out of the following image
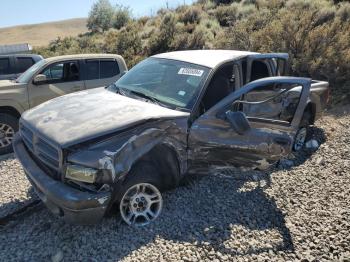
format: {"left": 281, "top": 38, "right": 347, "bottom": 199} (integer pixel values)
{"left": 225, "top": 111, "right": 251, "bottom": 135}
{"left": 33, "top": 74, "right": 47, "bottom": 84}
{"left": 120, "top": 70, "right": 128, "bottom": 77}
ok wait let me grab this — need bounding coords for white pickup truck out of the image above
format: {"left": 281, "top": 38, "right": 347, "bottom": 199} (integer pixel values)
{"left": 14, "top": 50, "right": 329, "bottom": 226}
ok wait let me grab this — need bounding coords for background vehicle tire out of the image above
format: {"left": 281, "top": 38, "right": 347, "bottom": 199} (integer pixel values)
{"left": 293, "top": 110, "right": 312, "bottom": 151}
{"left": 0, "top": 113, "right": 18, "bottom": 155}
{"left": 117, "top": 161, "right": 163, "bottom": 226}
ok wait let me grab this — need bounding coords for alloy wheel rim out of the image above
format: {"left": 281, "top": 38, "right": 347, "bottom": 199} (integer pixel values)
{"left": 0, "top": 123, "right": 15, "bottom": 149}
{"left": 120, "top": 183, "right": 162, "bottom": 226}
{"left": 294, "top": 127, "right": 307, "bottom": 151}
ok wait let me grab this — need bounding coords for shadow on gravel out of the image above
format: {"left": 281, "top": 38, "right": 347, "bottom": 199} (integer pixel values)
{"left": 0, "top": 186, "right": 40, "bottom": 227}
{"left": 0, "top": 186, "right": 37, "bottom": 210}
{"left": 168, "top": 170, "right": 295, "bottom": 257}
{"left": 278, "top": 126, "right": 326, "bottom": 170}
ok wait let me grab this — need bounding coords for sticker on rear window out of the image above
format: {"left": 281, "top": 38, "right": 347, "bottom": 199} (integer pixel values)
{"left": 178, "top": 68, "right": 204, "bottom": 77}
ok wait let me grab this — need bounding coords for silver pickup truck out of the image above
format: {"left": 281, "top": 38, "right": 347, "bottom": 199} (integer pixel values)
{"left": 0, "top": 54, "right": 127, "bottom": 154}
{"left": 14, "top": 50, "right": 329, "bottom": 226}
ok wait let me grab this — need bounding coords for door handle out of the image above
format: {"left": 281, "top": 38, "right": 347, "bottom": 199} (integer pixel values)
{"left": 73, "top": 86, "right": 82, "bottom": 91}
{"left": 273, "top": 137, "right": 290, "bottom": 146}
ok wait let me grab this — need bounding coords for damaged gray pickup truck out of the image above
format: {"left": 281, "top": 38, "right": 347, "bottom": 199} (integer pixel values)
{"left": 13, "top": 50, "right": 329, "bottom": 226}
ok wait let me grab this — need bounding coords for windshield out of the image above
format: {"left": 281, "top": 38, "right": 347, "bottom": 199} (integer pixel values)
{"left": 16, "top": 59, "right": 47, "bottom": 83}
{"left": 113, "top": 58, "right": 210, "bottom": 110}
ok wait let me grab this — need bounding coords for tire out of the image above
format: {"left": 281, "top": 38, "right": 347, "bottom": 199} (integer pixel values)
{"left": 300, "top": 110, "right": 312, "bottom": 129}
{"left": 0, "top": 113, "right": 18, "bottom": 155}
{"left": 117, "top": 161, "right": 163, "bottom": 226}
{"left": 293, "top": 110, "right": 312, "bottom": 151}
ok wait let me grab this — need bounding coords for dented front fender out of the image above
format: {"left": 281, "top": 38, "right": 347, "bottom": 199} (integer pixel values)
{"left": 68, "top": 119, "right": 188, "bottom": 184}
{"left": 98, "top": 125, "right": 187, "bottom": 182}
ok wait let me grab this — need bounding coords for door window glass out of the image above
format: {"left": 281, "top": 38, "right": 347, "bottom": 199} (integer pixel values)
{"left": 238, "top": 83, "right": 302, "bottom": 123}
{"left": 85, "top": 60, "right": 100, "bottom": 80}
{"left": 0, "top": 58, "right": 10, "bottom": 74}
{"left": 17, "top": 57, "right": 34, "bottom": 73}
{"left": 41, "top": 61, "right": 80, "bottom": 83}
{"left": 100, "top": 60, "right": 120, "bottom": 78}
{"left": 42, "top": 63, "right": 64, "bottom": 80}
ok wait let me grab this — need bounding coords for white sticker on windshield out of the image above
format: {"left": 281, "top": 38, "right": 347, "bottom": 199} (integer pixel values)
{"left": 178, "top": 90, "right": 186, "bottom": 96}
{"left": 178, "top": 68, "right": 204, "bottom": 77}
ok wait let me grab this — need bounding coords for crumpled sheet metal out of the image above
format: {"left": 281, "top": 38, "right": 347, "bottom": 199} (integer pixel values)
{"left": 98, "top": 124, "right": 187, "bottom": 182}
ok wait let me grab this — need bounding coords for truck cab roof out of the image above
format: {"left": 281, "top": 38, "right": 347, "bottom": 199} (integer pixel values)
{"left": 152, "top": 50, "right": 259, "bottom": 68}
{"left": 44, "top": 53, "right": 124, "bottom": 63}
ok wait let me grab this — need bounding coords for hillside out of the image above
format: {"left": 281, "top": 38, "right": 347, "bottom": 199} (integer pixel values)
{"left": 0, "top": 18, "right": 87, "bottom": 47}
{"left": 33, "top": 0, "right": 349, "bottom": 104}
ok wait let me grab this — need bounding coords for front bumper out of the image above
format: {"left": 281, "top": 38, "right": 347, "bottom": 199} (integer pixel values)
{"left": 13, "top": 133, "right": 112, "bottom": 224}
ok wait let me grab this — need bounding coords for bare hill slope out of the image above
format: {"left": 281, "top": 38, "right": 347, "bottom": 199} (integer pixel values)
{"left": 0, "top": 18, "right": 87, "bottom": 47}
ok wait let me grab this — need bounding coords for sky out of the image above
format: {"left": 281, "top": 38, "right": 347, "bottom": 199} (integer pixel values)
{"left": 0, "top": 0, "right": 196, "bottom": 28}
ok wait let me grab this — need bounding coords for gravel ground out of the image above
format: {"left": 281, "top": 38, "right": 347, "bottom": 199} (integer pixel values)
{"left": 0, "top": 105, "right": 349, "bottom": 261}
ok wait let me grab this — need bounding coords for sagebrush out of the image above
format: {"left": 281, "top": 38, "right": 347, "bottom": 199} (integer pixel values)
{"left": 35, "top": 0, "right": 350, "bottom": 104}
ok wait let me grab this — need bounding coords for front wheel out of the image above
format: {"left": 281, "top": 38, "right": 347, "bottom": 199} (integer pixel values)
{"left": 118, "top": 162, "right": 163, "bottom": 226}
{"left": 120, "top": 183, "right": 163, "bottom": 226}
{"left": 0, "top": 113, "right": 18, "bottom": 155}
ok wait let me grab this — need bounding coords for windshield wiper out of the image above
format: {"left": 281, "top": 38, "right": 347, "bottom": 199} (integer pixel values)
{"left": 127, "top": 90, "right": 167, "bottom": 107}
{"left": 116, "top": 87, "right": 127, "bottom": 96}
{"left": 109, "top": 84, "right": 127, "bottom": 96}
{"left": 129, "top": 90, "right": 190, "bottom": 111}
{"left": 114, "top": 87, "right": 175, "bottom": 110}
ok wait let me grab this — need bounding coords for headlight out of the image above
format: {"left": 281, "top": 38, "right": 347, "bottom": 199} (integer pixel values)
{"left": 65, "top": 164, "right": 98, "bottom": 183}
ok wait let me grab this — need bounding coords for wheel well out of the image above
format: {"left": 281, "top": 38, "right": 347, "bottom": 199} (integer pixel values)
{"left": 0, "top": 106, "right": 21, "bottom": 119}
{"left": 131, "top": 144, "right": 181, "bottom": 190}
{"left": 304, "top": 103, "right": 316, "bottom": 125}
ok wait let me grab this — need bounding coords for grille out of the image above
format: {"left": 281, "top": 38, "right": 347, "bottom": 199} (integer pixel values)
{"left": 20, "top": 123, "right": 61, "bottom": 171}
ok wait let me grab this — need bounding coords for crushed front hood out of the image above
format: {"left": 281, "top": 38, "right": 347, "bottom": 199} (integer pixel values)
{"left": 21, "top": 88, "right": 189, "bottom": 147}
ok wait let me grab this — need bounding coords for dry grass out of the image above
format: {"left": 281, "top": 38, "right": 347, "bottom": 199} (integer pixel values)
{"left": 0, "top": 18, "right": 88, "bottom": 47}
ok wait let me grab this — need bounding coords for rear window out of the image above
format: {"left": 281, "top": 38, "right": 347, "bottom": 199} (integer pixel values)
{"left": 17, "top": 57, "right": 35, "bottom": 73}
{"left": 0, "top": 58, "right": 10, "bottom": 74}
{"left": 100, "top": 60, "right": 120, "bottom": 79}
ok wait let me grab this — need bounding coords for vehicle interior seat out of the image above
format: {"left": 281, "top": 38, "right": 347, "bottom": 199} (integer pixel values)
{"left": 251, "top": 60, "right": 269, "bottom": 81}
{"left": 67, "top": 63, "right": 79, "bottom": 81}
